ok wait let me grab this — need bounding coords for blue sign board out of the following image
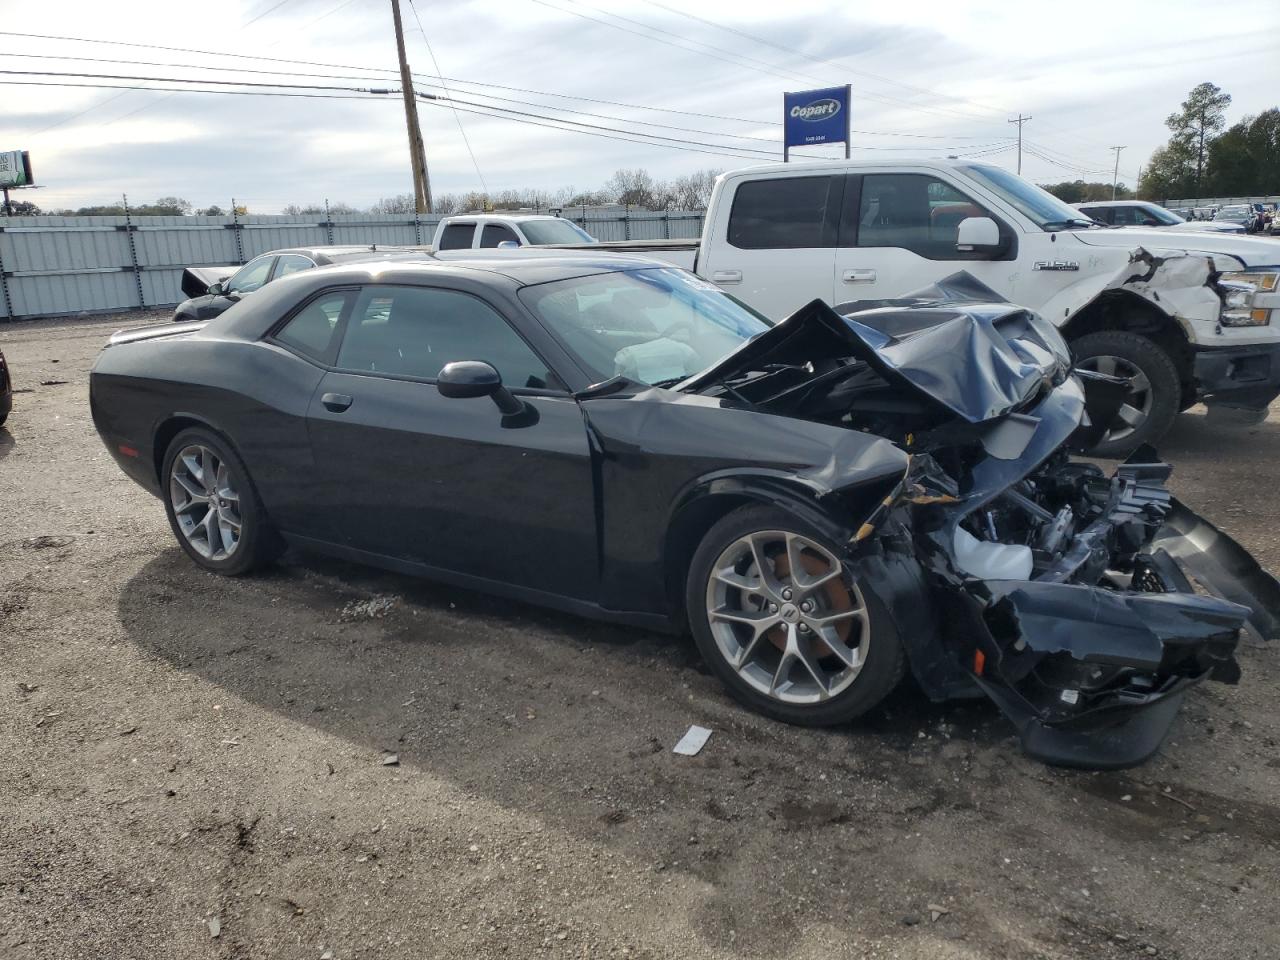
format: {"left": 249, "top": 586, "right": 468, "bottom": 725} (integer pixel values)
{"left": 783, "top": 85, "right": 851, "bottom": 160}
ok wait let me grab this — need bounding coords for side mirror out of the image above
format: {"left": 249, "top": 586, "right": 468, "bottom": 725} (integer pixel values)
{"left": 207, "top": 281, "right": 225, "bottom": 296}
{"left": 956, "top": 216, "right": 1002, "bottom": 254}
{"left": 437, "top": 360, "right": 525, "bottom": 416}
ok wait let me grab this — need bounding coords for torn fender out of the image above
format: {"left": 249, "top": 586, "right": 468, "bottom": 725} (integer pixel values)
{"left": 1152, "top": 497, "right": 1280, "bottom": 641}
{"left": 1036, "top": 244, "right": 1230, "bottom": 336}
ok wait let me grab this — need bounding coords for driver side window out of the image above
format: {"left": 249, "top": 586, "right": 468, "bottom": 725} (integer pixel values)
{"left": 227, "top": 255, "right": 274, "bottom": 294}
{"left": 335, "top": 285, "right": 561, "bottom": 391}
{"left": 854, "top": 174, "right": 996, "bottom": 260}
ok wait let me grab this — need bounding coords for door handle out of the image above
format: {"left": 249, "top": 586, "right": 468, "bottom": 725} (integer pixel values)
{"left": 842, "top": 269, "right": 876, "bottom": 283}
{"left": 321, "top": 392, "right": 352, "bottom": 413}
{"left": 711, "top": 269, "right": 742, "bottom": 284}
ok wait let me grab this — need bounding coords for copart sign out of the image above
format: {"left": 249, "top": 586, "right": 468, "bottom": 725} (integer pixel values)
{"left": 783, "top": 85, "right": 851, "bottom": 155}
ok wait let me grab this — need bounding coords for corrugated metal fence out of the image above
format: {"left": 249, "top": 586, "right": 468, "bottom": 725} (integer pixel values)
{"left": 0, "top": 209, "right": 705, "bottom": 321}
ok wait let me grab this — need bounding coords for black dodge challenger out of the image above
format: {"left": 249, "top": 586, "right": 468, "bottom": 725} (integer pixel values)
{"left": 90, "top": 253, "right": 1279, "bottom": 768}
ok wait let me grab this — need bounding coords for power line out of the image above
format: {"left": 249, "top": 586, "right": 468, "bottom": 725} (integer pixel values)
{"left": 0, "top": 67, "right": 391, "bottom": 94}
{"left": 2, "top": 30, "right": 1020, "bottom": 142}
{"left": 3, "top": 49, "right": 1012, "bottom": 150}
{"left": 635, "top": 0, "right": 1010, "bottom": 122}
{"left": 242, "top": 0, "right": 300, "bottom": 29}
{"left": 530, "top": 0, "right": 1012, "bottom": 127}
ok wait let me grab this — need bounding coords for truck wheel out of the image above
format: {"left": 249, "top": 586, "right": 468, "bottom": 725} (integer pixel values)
{"left": 1072, "top": 330, "right": 1180, "bottom": 457}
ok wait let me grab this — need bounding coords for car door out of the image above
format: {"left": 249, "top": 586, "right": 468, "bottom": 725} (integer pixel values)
{"left": 831, "top": 172, "right": 1016, "bottom": 307}
{"left": 697, "top": 172, "right": 842, "bottom": 319}
{"left": 304, "top": 282, "right": 599, "bottom": 601}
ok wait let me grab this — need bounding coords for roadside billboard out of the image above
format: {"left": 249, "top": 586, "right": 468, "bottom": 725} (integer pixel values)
{"left": 783, "top": 86, "right": 850, "bottom": 161}
{"left": 0, "top": 151, "right": 34, "bottom": 188}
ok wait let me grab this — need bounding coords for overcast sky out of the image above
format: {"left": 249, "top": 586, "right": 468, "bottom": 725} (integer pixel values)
{"left": 2, "top": 0, "right": 1276, "bottom": 213}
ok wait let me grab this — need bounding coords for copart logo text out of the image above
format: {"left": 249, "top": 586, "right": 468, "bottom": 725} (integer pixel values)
{"left": 791, "top": 98, "right": 841, "bottom": 122}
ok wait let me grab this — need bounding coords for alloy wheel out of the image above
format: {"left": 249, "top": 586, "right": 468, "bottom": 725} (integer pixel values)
{"left": 169, "top": 444, "right": 242, "bottom": 561}
{"left": 704, "top": 530, "right": 870, "bottom": 705}
{"left": 1076, "top": 354, "right": 1154, "bottom": 443}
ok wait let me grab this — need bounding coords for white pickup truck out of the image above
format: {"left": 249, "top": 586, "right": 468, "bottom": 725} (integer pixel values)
{"left": 432, "top": 213, "right": 596, "bottom": 250}
{"left": 578, "top": 159, "right": 1280, "bottom": 455}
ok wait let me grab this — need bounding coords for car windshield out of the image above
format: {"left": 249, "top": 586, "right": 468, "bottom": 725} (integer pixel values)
{"left": 960, "top": 163, "right": 1097, "bottom": 230}
{"left": 519, "top": 219, "right": 596, "bottom": 245}
{"left": 519, "top": 267, "right": 771, "bottom": 386}
{"left": 1219, "top": 206, "right": 1249, "bottom": 217}
{"left": 1139, "top": 204, "right": 1184, "bottom": 225}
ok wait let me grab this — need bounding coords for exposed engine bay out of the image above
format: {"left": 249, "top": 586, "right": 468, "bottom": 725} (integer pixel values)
{"left": 678, "top": 273, "right": 1280, "bottom": 768}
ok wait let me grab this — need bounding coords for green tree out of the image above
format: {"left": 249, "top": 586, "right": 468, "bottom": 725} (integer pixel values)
{"left": 1039, "top": 180, "right": 1131, "bottom": 203}
{"left": 1165, "top": 82, "right": 1231, "bottom": 195}
{"left": 1204, "top": 109, "right": 1280, "bottom": 195}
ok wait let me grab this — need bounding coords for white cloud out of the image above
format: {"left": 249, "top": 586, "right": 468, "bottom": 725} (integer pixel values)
{"left": 1, "top": 0, "right": 1273, "bottom": 211}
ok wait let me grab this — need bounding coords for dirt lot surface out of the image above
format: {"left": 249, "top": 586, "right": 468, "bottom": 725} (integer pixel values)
{"left": 2, "top": 311, "right": 1278, "bottom": 960}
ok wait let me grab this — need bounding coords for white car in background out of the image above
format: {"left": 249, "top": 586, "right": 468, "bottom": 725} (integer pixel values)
{"left": 1076, "top": 200, "right": 1245, "bottom": 234}
{"left": 432, "top": 213, "right": 597, "bottom": 250}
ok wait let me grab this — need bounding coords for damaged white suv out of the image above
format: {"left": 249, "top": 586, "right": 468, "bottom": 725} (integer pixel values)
{"left": 631, "top": 161, "right": 1280, "bottom": 456}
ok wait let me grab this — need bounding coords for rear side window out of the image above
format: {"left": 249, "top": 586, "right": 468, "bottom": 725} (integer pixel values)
{"left": 480, "top": 224, "right": 519, "bottom": 247}
{"left": 727, "top": 176, "right": 837, "bottom": 249}
{"left": 437, "top": 223, "right": 475, "bottom": 250}
{"left": 273, "top": 291, "right": 351, "bottom": 363}
{"left": 274, "top": 254, "right": 315, "bottom": 278}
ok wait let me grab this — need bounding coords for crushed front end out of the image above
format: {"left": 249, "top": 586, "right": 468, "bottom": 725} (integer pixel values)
{"left": 896, "top": 444, "right": 1258, "bottom": 768}
{"left": 680, "top": 272, "right": 1278, "bottom": 768}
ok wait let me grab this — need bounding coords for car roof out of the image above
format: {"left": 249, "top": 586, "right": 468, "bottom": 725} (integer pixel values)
{"left": 262, "top": 245, "right": 424, "bottom": 262}
{"left": 1076, "top": 200, "right": 1154, "bottom": 208}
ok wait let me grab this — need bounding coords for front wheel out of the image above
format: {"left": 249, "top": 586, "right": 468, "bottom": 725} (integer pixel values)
{"left": 1072, "top": 330, "right": 1181, "bottom": 457}
{"left": 161, "top": 427, "right": 281, "bottom": 576}
{"left": 686, "top": 506, "right": 905, "bottom": 727}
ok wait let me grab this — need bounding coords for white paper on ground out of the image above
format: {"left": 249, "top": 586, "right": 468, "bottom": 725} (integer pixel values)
{"left": 672, "top": 725, "right": 712, "bottom": 756}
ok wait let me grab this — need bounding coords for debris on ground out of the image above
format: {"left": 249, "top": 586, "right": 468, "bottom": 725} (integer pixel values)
{"left": 207, "top": 917, "right": 221, "bottom": 938}
{"left": 381, "top": 753, "right": 399, "bottom": 767}
{"left": 21, "top": 535, "right": 75, "bottom": 549}
{"left": 339, "top": 596, "right": 398, "bottom": 621}
{"left": 672, "top": 725, "right": 712, "bottom": 756}
{"left": 928, "top": 903, "right": 950, "bottom": 923}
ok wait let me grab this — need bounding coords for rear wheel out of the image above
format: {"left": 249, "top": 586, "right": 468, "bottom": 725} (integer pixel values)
{"left": 161, "top": 427, "right": 281, "bottom": 576}
{"left": 686, "top": 506, "right": 905, "bottom": 727}
{"left": 1072, "top": 330, "right": 1180, "bottom": 457}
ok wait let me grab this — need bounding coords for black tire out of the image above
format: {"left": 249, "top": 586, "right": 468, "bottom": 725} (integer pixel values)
{"left": 1071, "top": 330, "right": 1180, "bottom": 458}
{"left": 161, "top": 426, "right": 281, "bottom": 576}
{"left": 686, "top": 505, "right": 906, "bottom": 727}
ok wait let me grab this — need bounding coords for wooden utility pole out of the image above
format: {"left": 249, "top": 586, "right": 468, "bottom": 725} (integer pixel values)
{"left": 1008, "top": 114, "right": 1032, "bottom": 175}
{"left": 1110, "top": 145, "right": 1126, "bottom": 200}
{"left": 392, "top": 0, "right": 432, "bottom": 213}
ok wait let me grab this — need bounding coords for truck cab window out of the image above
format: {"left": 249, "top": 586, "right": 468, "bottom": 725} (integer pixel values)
{"left": 480, "top": 224, "right": 520, "bottom": 248}
{"left": 438, "top": 223, "right": 476, "bottom": 250}
{"left": 727, "top": 176, "right": 838, "bottom": 249}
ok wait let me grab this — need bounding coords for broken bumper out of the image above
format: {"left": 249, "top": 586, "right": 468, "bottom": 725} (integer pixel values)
{"left": 940, "top": 457, "right": 1278, "bottom": 769}
{"left": 1193, "top": 341, "right": 1280, "bottom": 410}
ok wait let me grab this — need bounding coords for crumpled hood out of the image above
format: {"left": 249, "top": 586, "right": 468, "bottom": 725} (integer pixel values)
{"left": 1070, "top": 227, "right": 1280, "bottom": 269}
{"left": 678, "top": 272, "right": 1073, "bottom": 424}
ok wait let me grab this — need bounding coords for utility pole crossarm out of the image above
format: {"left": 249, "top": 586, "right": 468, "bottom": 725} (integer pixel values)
{"left": 1008, "top": 114, "right": 1032, "bottom": 175}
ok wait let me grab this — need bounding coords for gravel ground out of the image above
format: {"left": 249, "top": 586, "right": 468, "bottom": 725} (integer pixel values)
{"left": 2, "top": 311, "right": 1278, "bottom": 960}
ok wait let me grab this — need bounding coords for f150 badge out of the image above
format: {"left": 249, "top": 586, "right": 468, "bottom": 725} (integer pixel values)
{"left": 1033, "top": 259, "right": 1080, "bottom": 271}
